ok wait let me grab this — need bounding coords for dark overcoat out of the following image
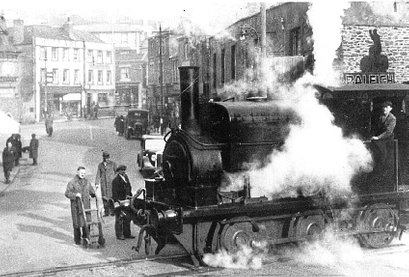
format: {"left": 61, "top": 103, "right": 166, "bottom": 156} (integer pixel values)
{"left": 112, "top": 173, "right": 132, "bottom": 202}
{"left": 65, "top": 175, "right": 95, "bottom": 227}
{"left": 95, "top": 160, "right": 117, "bottom": 199}
{"left": 29, "top": 138, "right": 39, "bottom": 159}
{"left": 2, "top": 147, "right": 14, "bottom": 172}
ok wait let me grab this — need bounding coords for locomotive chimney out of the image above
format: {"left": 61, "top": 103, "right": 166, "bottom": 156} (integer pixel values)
{"left": 178, "top": 66, "right": 200, "bottom": 134}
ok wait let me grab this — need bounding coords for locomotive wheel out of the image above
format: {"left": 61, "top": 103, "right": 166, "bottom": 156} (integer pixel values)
{"left": 219, "top": 220, "right": 263, "bottom": 253}
{"left": 295, "top": 215, "right": 325, "bottom": 241}
{"left": 357, "top": 204, "right": 398, "bottom": 248}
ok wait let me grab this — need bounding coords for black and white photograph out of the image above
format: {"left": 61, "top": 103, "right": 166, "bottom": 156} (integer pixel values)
{"left": 1, "top": 0, "right": 409, "bottom": 276}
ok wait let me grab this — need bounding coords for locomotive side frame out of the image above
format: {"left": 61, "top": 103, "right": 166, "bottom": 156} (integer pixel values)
{"left": 127, "top": 68, "right": 409, "bottom": 266}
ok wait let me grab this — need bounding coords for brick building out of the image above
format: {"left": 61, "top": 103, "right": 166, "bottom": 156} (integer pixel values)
{"left": 75, "top": 23, "right": 151, "bottom": 109}
{"left": 0, "top": 15, "right": 21, "bottom": 121}
{"left": 8, "top": 18, "right": 115, "bottom": 122}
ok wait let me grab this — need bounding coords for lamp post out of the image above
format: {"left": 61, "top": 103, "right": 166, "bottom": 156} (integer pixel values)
{"left": 44, "top": 52, "right": 48, "bottom": 115}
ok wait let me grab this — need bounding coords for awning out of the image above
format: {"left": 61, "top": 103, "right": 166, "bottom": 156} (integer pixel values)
{"left": 62, "top": 93, "right": 81, "bottom": 101}
{"left": 40, "top": 85, "right": 82, "bottom": 95}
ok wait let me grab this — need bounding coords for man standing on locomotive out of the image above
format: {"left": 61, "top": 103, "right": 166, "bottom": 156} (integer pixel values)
{"left": 371, "top": 101, "right": 396, "bottom": 167}
{"left": 112, "top": 165, "right": 135, "bottom": 240}
{"left": 371, "top": 101, "right": 396, "bottom": 141}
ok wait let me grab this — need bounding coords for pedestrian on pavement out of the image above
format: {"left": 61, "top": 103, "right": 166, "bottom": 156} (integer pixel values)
{"left": 14, "top": 134, "right": 22, "bottom": 166}
{"left": 95, "top": 151, "right": 117, "bottom": 216}
{"left": 6, "top": 134, "right": 18, "bottom": 166}
{"left": 112, "top": 165, "right": 134, "bottom": 240}
{"left": 45, "top": 113, "right": 54, "bottom": 137}
{"left": 93, "top": 103, "right": 99, "bottom": 119}
{"left": 2, "top": 142, "right": 14, "bottom": 184}
{"left": 65, "top": 166, "right": 97, "bottom": 245}
{"left": 29, "top": 133, "right": 39, "bottom": 165}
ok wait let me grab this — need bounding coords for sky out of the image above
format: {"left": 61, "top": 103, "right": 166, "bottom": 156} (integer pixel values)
{"left": 2, "top": 0, "right": 271, "bottom": 35}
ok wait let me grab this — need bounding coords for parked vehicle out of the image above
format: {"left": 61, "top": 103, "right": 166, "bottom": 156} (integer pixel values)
{"left": 137, "top": 135, "right": 165, "bottom": 178}
{"left": 124, "top": 109, "right": 150, "bottom": 140}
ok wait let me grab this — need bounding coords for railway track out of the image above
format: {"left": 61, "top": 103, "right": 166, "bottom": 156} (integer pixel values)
{"left": 0, "top": 254, "right": 222, "bottom": 277}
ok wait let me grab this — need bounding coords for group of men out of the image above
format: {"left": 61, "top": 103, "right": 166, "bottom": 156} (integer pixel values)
{"left": 2, "top": 133, "right": 39, "bottom": 184}
{"left": 64, "top": 151, "right": 134, "bottom": 245}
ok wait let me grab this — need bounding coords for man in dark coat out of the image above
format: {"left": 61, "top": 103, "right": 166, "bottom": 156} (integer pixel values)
{"left": 95, "top": 151, "right": 117, "bottom": 216}
{"left": 29, "top": 134, "right": 39, "bottom": 165}
{"left": 65, "top": 166, "right": 97, "bottom": 245}
{"left": 112, "top": 165, "right": 134, "bottom": 240}
{"left": 2, "top": 142, "right": 14, "bottom": 184}
{"left": 6, "top": 134, "right": 19, "bottom": 166}
{"left": 371, "top": 101, "right": 397, "bottom": 166}
{"left": 14, "top": 134, "right": 22, "bottom": 166}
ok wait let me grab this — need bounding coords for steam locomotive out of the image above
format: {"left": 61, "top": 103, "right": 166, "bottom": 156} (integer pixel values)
{"left": 126, "top": 66, "right": 409, "bottom": 266}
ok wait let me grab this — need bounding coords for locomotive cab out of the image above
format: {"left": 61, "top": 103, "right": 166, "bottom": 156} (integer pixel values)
{"left": 317, "top": 83, "right": 409, "bottom": 193}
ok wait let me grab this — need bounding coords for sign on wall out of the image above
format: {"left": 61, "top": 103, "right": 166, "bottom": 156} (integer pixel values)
{"left": 344, "top": 72, "right": 395, "bottom": 84}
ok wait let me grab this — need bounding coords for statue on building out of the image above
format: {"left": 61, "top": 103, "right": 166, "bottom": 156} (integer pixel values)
{"left": 360, "top": 29, "right": 389, "bottom": 73}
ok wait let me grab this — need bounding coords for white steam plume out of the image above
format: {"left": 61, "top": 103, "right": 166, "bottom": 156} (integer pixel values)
{"left": 203, "top": 242, "right": 268, "bottom": 269}
{"left": 307, "top": 0, "right": 351, "bottom": 85}
{"left": 249, "top": 81, "right": 373, "bottom": 199}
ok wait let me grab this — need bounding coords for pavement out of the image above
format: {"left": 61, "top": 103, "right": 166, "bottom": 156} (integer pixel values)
{"left": 0, "top": 115, "right": 111, "bottom": 196}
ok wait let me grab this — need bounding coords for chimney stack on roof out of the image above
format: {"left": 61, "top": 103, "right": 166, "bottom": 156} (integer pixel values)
{"left": 62, "top": 17, "right": 73, "bottom": 37}
{"left": 12, "top": 19, "right": 24, "bottom": 45}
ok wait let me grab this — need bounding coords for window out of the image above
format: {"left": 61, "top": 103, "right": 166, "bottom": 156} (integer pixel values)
{"left": 98, "top": 93, "right": 108, "bottom": 104}
{"left": 121, "top": 33, "right": 128, "bottom": 44}
{"left": 97, "top": 70, "right": 103, "bottom": 84}
{"left": 213, "top": 53, "right": 217, "bottom": 88}
{"left": 106, "top": 51, "right": 112, "bottom": 64}
{"left": 52, "top": 69, "right": 59, "bottom": 84}
{"left": 40, "top": 47, "right": 47, "bottom": 60}
{"left": 51, "top": 47, "right": 58, "bottom": 61}
{"left": 62, "top": 48, "right": 69, "bottom": 61}
{"left": 40, "top": 68, "right": 46, "bottom": 83}
{"left": 63, "top": 69, "right": 70, "bottom": 84}
{"left": 120, "top": 68, "right": 130, "bottom": 81}
{"left": 73, "top": 48, "right": 80, "bottom": 61}
{"left": 88, "top": 50, "right": 93, "bottom": 63}
{"left": 172, "top": 60, "right": 179, "bottom": 83}
{"left": 106, "top": 70, "right": 112, "bottom": 84}
{"left": 231, "top": 45, "right": 236, "bottom": 80}
{"left": 221, "top": 49, "right": 225, "bottom": 84}
{"left": 74, "top": 69, "right": 80, "bottom": 84}
{"left": 97, "top": 50, "right": 103, "bottom": 64}
{"left": 184, "top": 43, "right": 189, "bottom": 60}
{"left": 290, "top": 27, "right": 301, "bottom": 56}
{"left": 88, "top": 70, "right": 94, "bottom": 84}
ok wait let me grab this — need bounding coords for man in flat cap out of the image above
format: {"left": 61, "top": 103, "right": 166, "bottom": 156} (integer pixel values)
{"left": 372, "top": 101, "right": 396, "bottom": 141}
{"left": 95, "top": 151, "right": 117, "bottom": 216}
{"left": 112, "top": 165, "right": 134, "bottom": 240}
{"left": 371, "top": 100, "right": 397, "bottom": 167}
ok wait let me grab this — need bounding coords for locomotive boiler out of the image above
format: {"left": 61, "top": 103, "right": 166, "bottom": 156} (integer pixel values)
{"left": 128, "top": 66, "right": 409, "bottom": 266}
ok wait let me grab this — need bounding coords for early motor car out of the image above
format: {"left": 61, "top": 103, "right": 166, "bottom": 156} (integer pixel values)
{"left": 137, "top": 135, "right": 165, "bottom": 178}
{"left": 124, "top": 108, "right": 150, "bottom": 140}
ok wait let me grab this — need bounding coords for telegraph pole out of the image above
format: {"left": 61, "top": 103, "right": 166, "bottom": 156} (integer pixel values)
{"left": 44, "top": 51, "right": 48, "bottom": 114}
{"left": 159, "top": 24, "right": 164, "bottom": 133}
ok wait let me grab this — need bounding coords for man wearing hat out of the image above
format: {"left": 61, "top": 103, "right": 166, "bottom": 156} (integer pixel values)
{"left": 372, "top": 101, "right": 396, "bottom": 141}
{"left": 95, "top": 151, "right": 117, "bottom": 216}
{"left": 371, "top": 101, "right": 397, "bottom": 167}
{"left": 112, "top": 165, "right": 134, "bottom": 240}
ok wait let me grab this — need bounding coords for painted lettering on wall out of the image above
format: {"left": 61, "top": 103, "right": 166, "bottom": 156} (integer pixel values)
{"left": 343, "top": 72, "right": 395, "bottom": 84}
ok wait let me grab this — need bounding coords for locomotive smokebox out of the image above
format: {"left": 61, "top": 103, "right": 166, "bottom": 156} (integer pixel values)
{"left": 179, "top": 66, "right": 200, "bottom": 134}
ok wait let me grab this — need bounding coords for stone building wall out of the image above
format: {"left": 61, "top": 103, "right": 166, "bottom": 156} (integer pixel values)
{"left": 341, "top": 25, "right": 409, "bottom": 83}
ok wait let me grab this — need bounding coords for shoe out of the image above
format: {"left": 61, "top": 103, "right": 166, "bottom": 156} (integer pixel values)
{"left": 75, "top": 241, "right": 81, "bottom": 245}
{"left": 125, "top": 235, "right": 135, "bottom": 239}
{"left": 117, "top": 236, "right": 125, "bottom": 240}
